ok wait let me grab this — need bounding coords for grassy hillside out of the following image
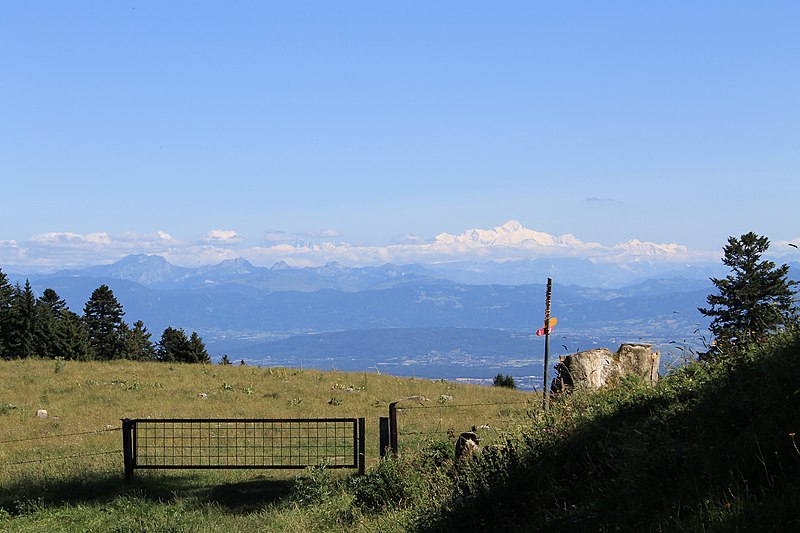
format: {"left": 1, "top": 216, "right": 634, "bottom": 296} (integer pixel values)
{"left": 2, "top": 329, "right": 799, "bottom": 531}
{"left": 414, "top": 328, "right": 800, "bottom": 531}
{"left": 0, "top": 358, "right": 531, "bottom": 532}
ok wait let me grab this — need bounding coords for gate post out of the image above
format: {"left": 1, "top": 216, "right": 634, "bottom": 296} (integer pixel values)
{"left": 122, "top": 418, "right": 134, "bottom": 482}
{"left": 379, "top": 416, "right": 390, "bottom": 457}
{"left": 357, "top": 418, "right": 366, "bottom": 475}
{"left": 388, "top": 402, "right": 399, "bottom": 457}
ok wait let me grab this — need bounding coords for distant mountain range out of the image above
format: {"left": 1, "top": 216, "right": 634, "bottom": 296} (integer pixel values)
{"left": 10, "top": 253, "right": 797, "bottom": 382}
{"left": 33, "top": 250, "right": 731, "bottom": 290}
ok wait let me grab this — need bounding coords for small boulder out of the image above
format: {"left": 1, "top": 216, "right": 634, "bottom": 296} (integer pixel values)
{"left": 36, "top": 409, "right": 48, "bottom": 418}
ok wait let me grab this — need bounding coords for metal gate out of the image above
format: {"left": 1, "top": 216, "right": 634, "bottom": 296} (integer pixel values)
{"left": 122, "top": 417, "right": 365, "bottom": 481}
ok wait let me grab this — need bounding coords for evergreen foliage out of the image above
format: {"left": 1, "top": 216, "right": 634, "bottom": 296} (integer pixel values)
{"left": 188, "top": 331, "right": 211, "bottom": 364}
{"left": 0, "top": 268, "right": 13, "bottom": 358}
{"left": 58, "top": 310, "right": 92, "bottom": 360}
{"left": 7, "top": 280, "right": 38, "bottom": 358}
{"left": 699, "top": 232, "right": 797, "bottom": 358}
{"left": 83, "top": 285, "right": 126, "bottom": 360}
{"left": 157, "top": 327, "right": 208, "bottom": 363}
{"left": 122, "top": 320, "right": 157, "bottom": 361}
{"left": 492, "top": 373, "right": 516, "bottom": 388}
{"left": 0, "top": 268, "right": 206, "bottom": 363}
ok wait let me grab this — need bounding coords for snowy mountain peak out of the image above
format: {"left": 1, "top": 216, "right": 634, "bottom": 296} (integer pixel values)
{"left": 613, "top": 240, "right": 689, "bottom": 256}
{"left": 434, "top": 220, "right": 573, "bottom": 248}
{"left": 499, "top": 219, "right": 524, "bottom": 232}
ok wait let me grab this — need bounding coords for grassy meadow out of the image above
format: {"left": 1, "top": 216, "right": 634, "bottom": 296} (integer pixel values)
{"left": 2, "top": 329, "right": 798, "bottom": 531}
{"left": 0, "top": 358, "right": 533, "bottom": 532}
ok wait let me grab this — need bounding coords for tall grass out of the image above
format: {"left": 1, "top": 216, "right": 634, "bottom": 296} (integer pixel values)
{"left": 0, "top": 358, "right": 531, "bottom": 531}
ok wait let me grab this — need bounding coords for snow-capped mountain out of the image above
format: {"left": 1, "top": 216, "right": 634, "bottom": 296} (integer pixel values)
{"left": 434, "top": 220, "right": 588, "bottom": 249}
{"left": 612, "top": 240, "right": 690, "bottom": 257}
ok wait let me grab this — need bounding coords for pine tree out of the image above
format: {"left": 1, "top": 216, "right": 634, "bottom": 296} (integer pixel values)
{"left": 8, "top": 280, "right": 38, "bottom": 358}
{"left": 156, "top": 327, "right": 192, "bottom": 363}
{"left": 699, "top": 232, "right": 797, "bottom": 358}
{"left": 0, "top": 268, "right": 15, "bottom": 359}
{"left": 60, "top": 310, "right": 92, "bottom": 360}
{"left": 83, "top": 285, "right": 126, "bottom": 360}
{"left": 188, "top": 331, "right": 210, "bottom": 364}
{"left": 122, "top": 320, "right": 157, "bottom": 361}
{"left": 34, "top": 288, "right": 69, "bottom": 358}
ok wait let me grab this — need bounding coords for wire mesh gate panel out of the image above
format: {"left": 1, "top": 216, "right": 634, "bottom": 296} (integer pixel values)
{"left": 122, "top": 418, "right": 365, "bottom": 481}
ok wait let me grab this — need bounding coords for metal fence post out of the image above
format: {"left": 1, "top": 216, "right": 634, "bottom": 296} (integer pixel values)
{"left": 357, "top": 417, "right": 365, "bottom": 475}
{"left": 388, "top": 402, "right": 398, "bottom": 457}
{"left": 122, "top": 418, "right": 134, "bottom": 482}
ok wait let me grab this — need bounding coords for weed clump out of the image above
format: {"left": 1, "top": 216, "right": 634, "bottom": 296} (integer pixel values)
{"left": 352, "top": 457, "right": 422, "bottom": 511}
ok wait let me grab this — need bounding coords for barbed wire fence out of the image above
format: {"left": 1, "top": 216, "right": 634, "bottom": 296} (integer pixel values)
{"left": 383, "top": 397, "right": 539, "bottom": 456}
{"left": 0, "top": 426, "right": 121, "bottom": 468}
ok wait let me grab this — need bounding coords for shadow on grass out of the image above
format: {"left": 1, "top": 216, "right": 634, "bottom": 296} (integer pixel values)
{"left": 0, "top": 470, "right": 297, "bottom": 516}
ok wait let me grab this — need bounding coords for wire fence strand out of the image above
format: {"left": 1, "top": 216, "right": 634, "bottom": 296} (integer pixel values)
{"left": 399, "top": 400, "right": 535, "bottom": 409}
{"left": 0, "top": 449, "right": 120, "bottom": 467}
{"left": 0, "top": 426, "right": 121, "bottom": 445}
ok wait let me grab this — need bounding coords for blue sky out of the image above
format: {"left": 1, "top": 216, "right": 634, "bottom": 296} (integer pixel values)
{"left": 1, "top": 2, "right": 798, "bottom": 269}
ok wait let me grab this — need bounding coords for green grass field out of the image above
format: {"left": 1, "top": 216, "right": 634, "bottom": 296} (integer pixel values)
{"left": 0, "top": 358, "right": 534, "bottom": 532}
{"left": 4, "top": 330, "right": 798, "bottom": 532}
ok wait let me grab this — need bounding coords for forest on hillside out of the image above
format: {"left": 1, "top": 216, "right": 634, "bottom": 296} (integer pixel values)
{"left": 0, "top": 268, "right": 208, "bottom": 364}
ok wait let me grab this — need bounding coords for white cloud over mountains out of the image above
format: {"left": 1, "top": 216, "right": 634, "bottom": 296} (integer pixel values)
{"left": 200, "top": 229, "right": 244, "bottom": 245}
{"left": 0, "top": 220, "right": 723, "bottom": 272}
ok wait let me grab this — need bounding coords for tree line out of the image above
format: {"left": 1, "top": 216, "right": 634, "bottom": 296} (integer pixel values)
{"left": 0, "top": 269, "right": 209, "bottom": 363}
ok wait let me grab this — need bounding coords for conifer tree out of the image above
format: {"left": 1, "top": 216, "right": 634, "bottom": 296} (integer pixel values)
{"left": 699, "top": 232, "right": 797, "bottom": 358}
{"left": 188, "top": 331, "right": 211, "bottom": 364}
{"left": 157, "top": 328, "right": 209, "bottom": 363}
{"left": 0, "top": 268, "right": 14, "bottom": 359}
{"left": 8, "top": 280, "right": 38, "bottom": 358}
{"left": 156, "top": 327, "right": 192, "bottom": 362}
{"left": 83, "top": 284, "right": 126, "bottom": 360}
{"left": 122, "top": 320, "right": 157, "bottom": 360}
{"left": 60, "top": 310, "right": 92, "bottom": 360}
{"left": 34, "top": 288, "right": 70, "bottom": 358}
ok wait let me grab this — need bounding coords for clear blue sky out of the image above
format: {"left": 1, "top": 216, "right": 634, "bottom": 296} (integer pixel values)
{"left": 1, "top": 2, "right": 798, "bottom": 268}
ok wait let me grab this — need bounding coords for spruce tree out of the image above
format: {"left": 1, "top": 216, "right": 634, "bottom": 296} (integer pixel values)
{"left": 156, "top": 327, "right": 192, "bottom": 363}
{"left": 34, "top": 288, "right": 69, "bottom": 358}
{"left": 188, "top": 331, "right": 211, "bottom": 364}
{"left": 8, "top": 280, "right": 38, "bottom": 358}
{"left": 0, "top": 268, "right": 14, "bottom": 358}
{"left": 60, "top": 310, "right": 92, "bottom": 360}
{"left": 83, "top": 284, "right": 126, "bottom": 360}
{"left": 699, "top": 232, "right": 797, "bottom": 358}
{"left": 122, "top": 320, "right": 157, "bottom": 360}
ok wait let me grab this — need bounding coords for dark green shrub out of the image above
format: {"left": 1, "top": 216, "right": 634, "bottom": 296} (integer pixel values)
{"left": 492, "top": 373, "right": 516, "bottom": 388}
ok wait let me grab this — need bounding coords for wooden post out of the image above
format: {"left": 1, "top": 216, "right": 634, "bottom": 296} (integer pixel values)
{"left": 357, "top": 417, "right": 366, "bottom": 475}
{"left": 542, "top": 278, "right": 552, "bottom": 411}
{"left": 379, "top": 416, "right": 390, "bottom": 458}
{"left": 388, "top": 402, "right": 399, "bottom": 457}
{"left": 122, "top": 418, "right": 134, "bottom": 482}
